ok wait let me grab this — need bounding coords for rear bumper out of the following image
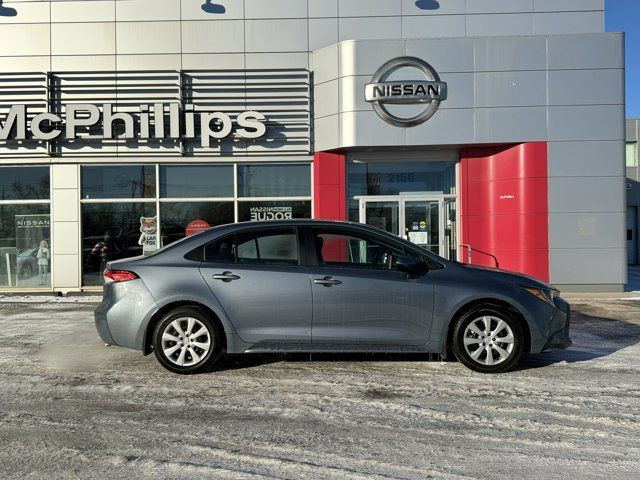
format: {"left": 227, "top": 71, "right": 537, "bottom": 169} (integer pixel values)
{"left": 94, "top": 279, "right": 158, "bottom": 351}
{"left": 94, "top": 307, "right": 116, "bottom": 345}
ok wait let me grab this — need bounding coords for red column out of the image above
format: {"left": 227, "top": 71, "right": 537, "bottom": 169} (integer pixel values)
{"left": 313, "top": 152, "right": 346, "bottom": 221}
{"left": 459, "top": 143, "right": 549, "bottom": 282}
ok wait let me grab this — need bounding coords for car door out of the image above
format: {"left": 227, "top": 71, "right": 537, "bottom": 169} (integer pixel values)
{"left": 199, "top": 227, "right": 312, "bottom": 347}
{"left": 305, "top": 226, "right": 434, "bottom": 347}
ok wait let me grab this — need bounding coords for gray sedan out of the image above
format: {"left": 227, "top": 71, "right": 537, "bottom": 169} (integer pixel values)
{"left": 95, "top": 220, "right": 571, "bottom": 374}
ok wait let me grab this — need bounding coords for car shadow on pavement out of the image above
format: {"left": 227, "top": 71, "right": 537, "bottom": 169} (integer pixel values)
{"left": 202, "top": 308, "right": 640, "bottom": 373}
{"left": 205, "top": 352, "right": 444, "bottom": 373}
{"left": 516, "top": 308, "right": 640, "bottom": 370}
{"left": 206, "top": 353, "right": 287, "bottom": 372}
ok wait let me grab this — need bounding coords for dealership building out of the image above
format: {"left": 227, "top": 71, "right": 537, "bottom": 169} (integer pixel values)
{"left": 0, "top": 0, "right": 628, "bottom": 292}
{"left": 627, "top": 118, "right": 639, "bottom": 266}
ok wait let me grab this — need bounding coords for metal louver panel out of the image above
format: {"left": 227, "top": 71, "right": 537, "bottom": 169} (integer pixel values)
{"left": 0, "top": 69, "right": 311, "bottom": 158}
{"left": 0, "top": 73, "right": 48, "bottom": 157}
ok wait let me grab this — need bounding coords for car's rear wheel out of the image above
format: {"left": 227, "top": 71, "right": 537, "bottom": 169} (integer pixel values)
{"left": 21, "top": 263, "right": 33, "bottom": 279}
{"left": 152, "top": 306, "right": 222, "bottom": 374}
{"left": 452, "top": 306, "right": 523, "bottom": 374}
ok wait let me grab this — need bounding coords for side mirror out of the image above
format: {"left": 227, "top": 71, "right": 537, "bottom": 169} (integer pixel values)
{"left": 395, "top": 255, "right": 428, "bottom": 277}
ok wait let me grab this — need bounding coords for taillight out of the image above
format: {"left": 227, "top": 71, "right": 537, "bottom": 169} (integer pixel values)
{"left": 104, "top": 269, "right": 139, "bottom": 283}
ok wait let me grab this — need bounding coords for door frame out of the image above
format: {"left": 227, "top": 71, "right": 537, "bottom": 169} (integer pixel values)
{"left": 355, "top": 194, "right": 453, "bottom": 259}
{"left": 628, "top": 206, "right": 638, "bottom": 265}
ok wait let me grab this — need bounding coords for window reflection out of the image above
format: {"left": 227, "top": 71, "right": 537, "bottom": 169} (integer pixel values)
{"left": 237, "top": 164, "right": 310, "bottom": 197}
{"left": 81, "top": 203, "right": 156, "bottom": 286}
{"left": 0, "top": 166, "right": 49, "bottom": 201}
{"left": 0, "top": 204, "right": 51, "bottom": 288}
{"left": 160, "top": 201, "right": 234, "bottom": 246}
{"left": 347, "top": 161, "right": 456, "bottom": 197}
{"left": 82, "top": 165, "right": 156, "bottom": 199}
{"left": 160, "top": 165, "right": 233, "bottom": 198}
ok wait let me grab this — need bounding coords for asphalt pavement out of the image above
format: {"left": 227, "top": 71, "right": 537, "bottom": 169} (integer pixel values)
{"left": 0, "top": 295, "right": 638, "bottom": 479}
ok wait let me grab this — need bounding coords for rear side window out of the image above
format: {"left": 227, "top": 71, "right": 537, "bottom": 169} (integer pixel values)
{"left": 236, "top": 230, "right": 298, "bottom": 265}
{"left": 203, "top": 229, "right": 299, "bottom": 266}
{"left": 204, "top": 236, "right": 235, "bottom": 263}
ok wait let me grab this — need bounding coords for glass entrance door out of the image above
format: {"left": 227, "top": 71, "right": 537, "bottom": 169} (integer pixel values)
{"left": 358, "top": 196, "right": 456, "bottom": 260}
{"left": 364, "top": 201, "right": 399, "bottom": 235}
{"left": 404, "top": 200, "right": 440, "bottom": 256}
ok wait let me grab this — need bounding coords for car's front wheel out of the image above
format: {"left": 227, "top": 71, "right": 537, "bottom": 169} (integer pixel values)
{"left": 451, "top": 306, "right": 524, "bottom": 374}
{"left": 152, "top": 306, "right": 222, "bottom": 374}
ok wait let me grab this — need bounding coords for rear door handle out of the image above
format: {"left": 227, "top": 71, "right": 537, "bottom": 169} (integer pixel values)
{"left": 313, "top": 276, "right": 342, "bottom": 287}
{"left": 212, "top": 271, "right": 240, "bottom": 282}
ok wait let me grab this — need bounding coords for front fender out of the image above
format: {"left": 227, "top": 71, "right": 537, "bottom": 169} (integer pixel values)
{"left": 430, "top": 274, "right": 545, "bottom": 355}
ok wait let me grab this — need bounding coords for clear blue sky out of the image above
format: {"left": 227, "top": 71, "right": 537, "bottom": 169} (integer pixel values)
{"left": 606, "top": 0, "right": 640, "bottom": 117}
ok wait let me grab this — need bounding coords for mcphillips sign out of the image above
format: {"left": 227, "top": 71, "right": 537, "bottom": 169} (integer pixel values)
{"left": 0, "top": 103, "right": 266, "bottom": 147}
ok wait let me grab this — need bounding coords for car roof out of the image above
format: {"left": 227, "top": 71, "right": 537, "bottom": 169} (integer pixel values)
{"left": 219, "top": 219, "right": 422, "bottom": 240}
{"left": 228, "top": 219, "right": 370, "bottom": 229}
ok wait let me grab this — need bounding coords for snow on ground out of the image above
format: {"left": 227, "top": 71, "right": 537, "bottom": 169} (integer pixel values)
{"left": 0, "top": 296, "right": 639, "bottom": 479}
{"left": 0, "top": 294, "right": 102, "bottom": 303}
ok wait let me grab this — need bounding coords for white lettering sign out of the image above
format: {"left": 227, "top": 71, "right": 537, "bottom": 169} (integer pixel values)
{"left": 0, "top": 103, "right": 267, "bottom": 147}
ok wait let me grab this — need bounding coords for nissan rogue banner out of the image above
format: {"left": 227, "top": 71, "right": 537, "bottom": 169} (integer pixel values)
{"left": 249, "top": 206, "right": 293, "bottom": 221}
{"left": 0, "top": 103, "right": 266, "bottom": 147}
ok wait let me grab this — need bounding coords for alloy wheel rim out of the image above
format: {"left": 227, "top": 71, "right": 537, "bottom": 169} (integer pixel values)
{"left": 161, "top": 317, "right": 211, "bottom": 367}
{"left": 463, "top": 316, "right": 515, "bottom": 366}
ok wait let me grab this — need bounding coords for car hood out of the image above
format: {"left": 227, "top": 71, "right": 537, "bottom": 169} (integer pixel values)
{"left": 459, "top": 263, "right": 555, "bottom": 290}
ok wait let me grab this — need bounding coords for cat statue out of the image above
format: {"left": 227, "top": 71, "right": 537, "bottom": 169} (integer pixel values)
{"left": 138, "top": 216, "right": 158, "bottom": 255}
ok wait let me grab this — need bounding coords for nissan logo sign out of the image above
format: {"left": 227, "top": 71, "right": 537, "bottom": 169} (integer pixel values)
{"left": 365, "top": 57, "right": 447, "bottom": 127}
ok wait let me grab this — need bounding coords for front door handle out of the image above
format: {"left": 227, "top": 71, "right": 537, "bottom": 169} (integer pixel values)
{"left": 212, "top": 271, "right": 240, "bottom": 282}
{"left": 313, "top": 276, "right": 342, "bottom": 287}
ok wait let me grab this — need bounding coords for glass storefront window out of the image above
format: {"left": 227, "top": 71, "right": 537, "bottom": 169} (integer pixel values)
{"left": 160, "top": 201, "right": 234, "bottom": 246}
{"left": 160, "top": 165, "right": 233, "bottom": 198}
{"left": 0, "top": 204, "right": 51, "bottom": 288}
{"left": 627, "top": 143, "right": 638, "bottom": 167}
{"left": 238, "top": 200, "right": 311, "bottom": 222}
{"left": 0, "top": 166, "right": 49, "bottom": 201}
{"left": 347, "top": 161, "right": 456, "bottom": 197}
{"left": 237, "top": 164, "right": 310, "bottom": 197}
{"left": 82, "top": 165, "right": 156, "bottom": 199}
{"left": 347, "top": 198, "right": 359, "bottom": 223}
{"left": 81, "top": 202, "right": 156, "bottom": 286}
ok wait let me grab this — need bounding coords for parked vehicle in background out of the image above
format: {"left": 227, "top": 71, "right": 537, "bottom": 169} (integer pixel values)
{"left": 95, "top": 220, "right": 571, "bottom": 374}
{"left": 17, "top": 247, "right": 38, "bottom": 279}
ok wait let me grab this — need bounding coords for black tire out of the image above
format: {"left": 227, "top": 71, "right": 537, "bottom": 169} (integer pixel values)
{"left": 152, "top": 306, "right": 223, "bottom": 374}
{"left": 21, "top": 263, "right": 33, "bottom": 279}
{"left": 451, "top": 305, "right": 524, "bottom": 374}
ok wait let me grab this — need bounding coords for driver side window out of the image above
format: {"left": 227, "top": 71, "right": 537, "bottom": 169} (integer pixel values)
{"left": 312, "top": 229, "right": 404, "bottom": 270}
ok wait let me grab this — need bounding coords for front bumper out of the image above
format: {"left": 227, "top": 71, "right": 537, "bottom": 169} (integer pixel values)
{"left": 521, "top": 291, "right": 572, "bottom": 353}
{"left": 541, "top": 296, "right": 572, "bottom": 350}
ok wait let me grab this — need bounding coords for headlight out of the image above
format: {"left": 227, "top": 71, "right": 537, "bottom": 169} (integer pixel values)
{"left": 523, "top": 287, "right": 558, "bottom": 305}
